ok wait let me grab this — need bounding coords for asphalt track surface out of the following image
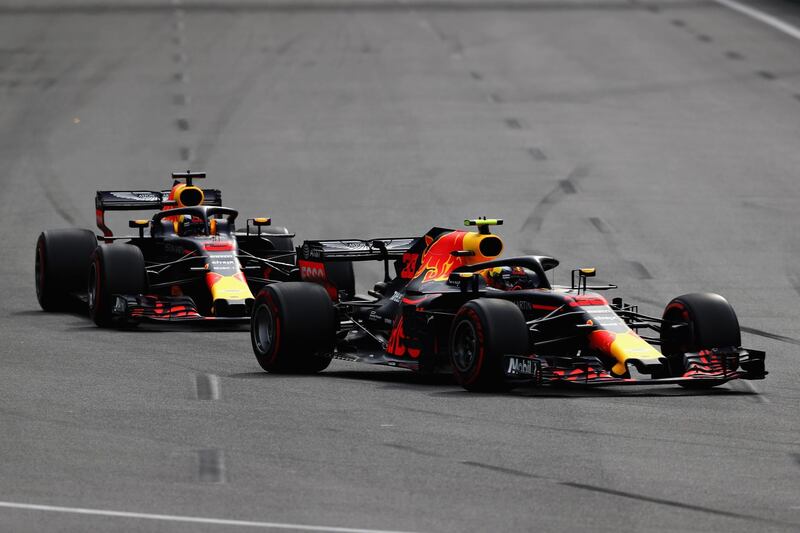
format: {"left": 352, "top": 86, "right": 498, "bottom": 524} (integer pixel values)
{"left": 1, "top": 0, "right": 799, "bottom": 531}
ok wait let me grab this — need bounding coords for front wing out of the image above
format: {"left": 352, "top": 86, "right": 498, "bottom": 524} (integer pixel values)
{"left": 111, "top": 294, "right": 248, "bottom": 323}
{"left": 504, "top": 348, "right": 766, "bottom": 387}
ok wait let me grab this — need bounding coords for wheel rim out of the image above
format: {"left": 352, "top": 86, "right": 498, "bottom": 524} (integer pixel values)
{"left": 452, "top": 320, "right": 478, "bottom": 372}
{"left": 35, "top": 245, "right": 44, "bottom": 302}
{"left": 253, "top": 303, "right": 275, "bottom": 354}
{"left": 88, "top": 261, "right": 99, "bottom": 311}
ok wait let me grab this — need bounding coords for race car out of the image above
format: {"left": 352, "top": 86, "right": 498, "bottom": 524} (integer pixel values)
{"left": 249, "top": 218, "right": 766, "bottom": 391}
{"left": 35, "top": 171, "right": 296, "bottom": 326}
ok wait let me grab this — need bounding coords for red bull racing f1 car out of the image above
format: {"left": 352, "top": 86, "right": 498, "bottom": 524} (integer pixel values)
{"left": 249, "top": 218, "right": 766, "bottom": 391}
{"left": 35, "top": 172, "right": 296, "bottom": 326}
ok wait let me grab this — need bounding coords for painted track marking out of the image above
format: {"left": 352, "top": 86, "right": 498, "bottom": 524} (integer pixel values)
{"left": 0, "top": 501, "right": 422, "bottom": 533}
{"left": 198, "top": 448, "right": 226, "bottom": 482}
{"left": 195, "top": 372, "right": 219, "bottom": 400}
{"left": 527, "top": 147, "right": 547, "bottom": 161}
{"left": 715, "top": 0, "right": 800, "bottom": 41}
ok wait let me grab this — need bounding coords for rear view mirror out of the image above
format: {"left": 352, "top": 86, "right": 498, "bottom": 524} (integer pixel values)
{"left": 247, "top": 217, "right": 272, "bottom": 236}
{"left": 128, "top": 219, "right": 149, "bottom": 238}
{"left": 572, "top": 267, "right": 597, "bottom": 292}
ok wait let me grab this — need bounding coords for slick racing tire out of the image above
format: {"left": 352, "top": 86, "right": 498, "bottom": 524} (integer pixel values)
{"left": 449, "top": 298, "right": 528, "bottom": 392}
{"left": 661, "top": 292, "right": 741, "bottom": 389}
{"left": 35, "top": 228, "right": 98, "bottom": 311}
{"left": 251, "top": 282, "right": 336, "bottom": 374}
{"left": 88, "top": 244, "right": 147, "bottom": 327}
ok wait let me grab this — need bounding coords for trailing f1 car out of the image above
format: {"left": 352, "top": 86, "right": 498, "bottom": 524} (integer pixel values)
{"left": 249, "top": 218, "right": 766, "bottom": 391}
{"left": 35, "top": 172, "right": 296, "bottom": 326}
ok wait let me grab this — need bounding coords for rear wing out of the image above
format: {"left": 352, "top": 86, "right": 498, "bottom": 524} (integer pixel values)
{"left": 298, "top": 238, "right": 418, "bottom": 262}
{"left": 95, "top": 189, "right": 222, "bottom": 238}
{"left": 95, "top": 189, "right": 222, "bottom": 211}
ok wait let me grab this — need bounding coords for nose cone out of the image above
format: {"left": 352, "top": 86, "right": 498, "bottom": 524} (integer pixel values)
{"left": 213, "top": 297, "right": 254, "bottom": 317}
{"left": 589, "top": 329, "right": 663, "bottom": 376}
{"left": 206, "top": 272, "right": 255, "bottom": 317}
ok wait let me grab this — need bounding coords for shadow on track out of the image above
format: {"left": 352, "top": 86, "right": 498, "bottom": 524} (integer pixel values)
{"left": 228, "top": 368, "right": 763, "bottom": 399}
{"left": 8, "top": 309, "right": 53, "bottom": 317}
{"left": 226, "top": 369, "right": 455, "bottom": 388}
{"left": 17, "top": 307, "right": 247, "bottom": 333}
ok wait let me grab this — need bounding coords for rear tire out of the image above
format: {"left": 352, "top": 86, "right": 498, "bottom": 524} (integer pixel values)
{"left": 88, "top": 244, "right": 147, "bottom": 327}
{"left": 661, "top": 292, "right": 741, "bottom": 388}
{"left": 250, "top": 282, "right": 336, "bottom": 373}
{"left": 35, "top": 229, "right": 98, "bottom": 311}
{"left": 449, "top": 299, "right": 528, "bottom": 392}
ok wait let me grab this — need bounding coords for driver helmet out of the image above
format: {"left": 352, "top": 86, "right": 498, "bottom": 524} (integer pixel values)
{"left": 485, "top": 266, "right": 540, "bottom": 291}
{"left": 177, "top": 215, "right": 206, "bottom": 236}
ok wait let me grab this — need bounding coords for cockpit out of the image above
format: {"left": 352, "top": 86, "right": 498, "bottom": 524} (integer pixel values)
{"left": 479, "top": 265, "right": 542, "bottom": 291}
{"left": 152, "top": 206, "right": 238, "bottom": 238}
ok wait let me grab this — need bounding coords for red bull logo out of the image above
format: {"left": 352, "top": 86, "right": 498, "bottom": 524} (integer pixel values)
{"left": 414, "top": 232, "right": 466, "bottom": 282}
{"left": 589, "top": 328, "right": 663, "bottom": 376}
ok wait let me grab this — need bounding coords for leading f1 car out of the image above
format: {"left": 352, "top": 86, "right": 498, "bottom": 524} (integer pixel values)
{"left": 35, "top": 172, "right": 296, "bottom": 326}
{"left": 249, "top": 218, "right": 766, "bottom": 391}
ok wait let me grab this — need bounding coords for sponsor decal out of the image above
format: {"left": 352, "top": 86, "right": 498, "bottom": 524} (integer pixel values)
{"left": 583, "top": 305, "right": 627, "bottom": 332}
{"left": 516, "top": 301, "right": 559, "bottom": 312}
{"left": 305, "top": 244, "right": 324, "bottom": 259}
{"left": 208, "top": 253, "right": 238, "bottom": 275}
{"left": 113, "top": 296, "right": 126, "bottom": 313}
{"left": 367, "top": 310, "right": 393, "bottom": 326}
{"left": 109, "top": 191, "right": 161, "bottom": 202}
{"left": 164, "top": 243, "right": 185, "bottom": 255}
{"left": 204, "top": 242, "right": 234, "bottom": 251}
{"left": 400, "top": 253, "right": 419, "bottom": 279}
{"left": 301, "top": 244, "right": 322, "bottom": 259}
{"left": 506, "top": 356, "right": 537, "bottom": 376}
{"left": 386, "top": 316, "right": 421, "bottom": 358}
{"left": 299, "top": 260, "right": 327, "bottom": 281}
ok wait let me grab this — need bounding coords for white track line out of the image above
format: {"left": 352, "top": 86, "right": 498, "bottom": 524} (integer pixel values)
{"left": 715, "top": 0, "right": 800, "bottom": 41}
{"left": 0, "top": 502, "right": 421, "bottom": 533}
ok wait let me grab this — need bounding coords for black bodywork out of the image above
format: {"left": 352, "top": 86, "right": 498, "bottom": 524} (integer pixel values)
{"left": 295, "top": 224, "right": 766, "bottom": 387}
{"left": 92, "top": 177, "right": 296, "bottom": 322}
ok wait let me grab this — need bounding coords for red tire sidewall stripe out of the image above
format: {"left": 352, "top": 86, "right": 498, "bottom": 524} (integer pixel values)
{"left": 36, "top": 240, "right": 45, "bottom": 298}
{"left": 457, "top": 307, "right": 486, "bottom": 386}
{"left": 92, "top": 256, "right": 102, "bottom": 318}
{"left": 263, "top": 290, "right": 282, "bottom": 366}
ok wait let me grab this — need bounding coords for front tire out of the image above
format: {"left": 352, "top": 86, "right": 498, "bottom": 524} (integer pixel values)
{"left": 88, "top": 244, "right": 147, "bottom": 327}
{"left": 35, "top": 229, "right": 97, "bottom": 311}
{"left": 661, "top": 292, "right": 741, "bottom": 388}
{"left": 250, "top": 282, "right": 336, "bottom": 373}
{"left": 449, "top": 299, "right": 528, "bottom": 392}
